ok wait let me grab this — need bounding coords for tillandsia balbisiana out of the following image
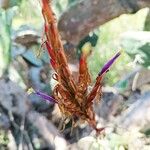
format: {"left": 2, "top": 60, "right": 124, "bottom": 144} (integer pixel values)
{"left": 29, "top": 0, "right": 121, "bottom": 134}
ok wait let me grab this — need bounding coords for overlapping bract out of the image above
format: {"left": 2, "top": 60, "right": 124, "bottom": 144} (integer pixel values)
{"left": 41, "top": 0, "right": 121, "bottom": 133}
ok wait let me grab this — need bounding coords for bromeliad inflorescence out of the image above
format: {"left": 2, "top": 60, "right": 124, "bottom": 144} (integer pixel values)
{"left": 30, "top": 0, "right": 121, "bottom": 134}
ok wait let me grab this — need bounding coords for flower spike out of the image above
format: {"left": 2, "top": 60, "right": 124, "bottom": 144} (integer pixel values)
{"left": 38, "top": 0, "right": 121, "bottom": 134}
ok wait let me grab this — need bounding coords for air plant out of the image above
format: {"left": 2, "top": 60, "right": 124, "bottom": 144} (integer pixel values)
{"left": 30, "top": 0, "right": 121, "bottom": 134}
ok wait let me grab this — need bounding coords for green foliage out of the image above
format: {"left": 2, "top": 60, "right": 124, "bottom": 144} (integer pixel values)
{"left": 0, "top": 0, "right": 42, "bottom": 76}
{"left": 77, "top": 32, "right": 99, "bottom": 58}
{"left": 88, "top": 8, "right": 149, "bottom": 85}
{"left": 121, "top": 32, "right": 150, "bottom": 68}
{"left": 0, "top": 7, "right": 17, "bottom": 75}
{"left": 139, "top": 43, "right": 150, "bottom": 68}
{"left": 144, "top": 9, "right": 150, "bottom": 31}
{"left": 11, "top": 0, "right": 42, "bottom": 29}
{"left": 9, "top": 0, "right": 22, "bottom": 7}
{"left": 0, "top": 0, "right": 22, "bottom": 9}
{"left": 0, "top": 130, "right": 9, "bottom": 147}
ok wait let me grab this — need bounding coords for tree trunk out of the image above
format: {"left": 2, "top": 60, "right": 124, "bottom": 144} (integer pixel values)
{"left": 58, "top": 0, "right": 150, "bottom": 45}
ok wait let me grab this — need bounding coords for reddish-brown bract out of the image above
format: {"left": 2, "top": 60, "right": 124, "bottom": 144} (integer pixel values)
{"left": 41, "top": 0, "right": 120, "bottom": 133}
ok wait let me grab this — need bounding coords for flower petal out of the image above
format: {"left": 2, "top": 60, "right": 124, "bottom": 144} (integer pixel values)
{"left": 28, "top": 88, "right": 56, "bottom": 103}
{"left": 99, "top": 51, "right": 121, "bottom": 76}
{"left": 35, "top": 90, "right": 56, "bottom": 103}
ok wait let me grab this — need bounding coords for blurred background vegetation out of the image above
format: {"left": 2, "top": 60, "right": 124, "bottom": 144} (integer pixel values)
{"left": 0, "top": 0, "right": 150, "bottom": 85}
{"left": 0, "top": 0, "right": 150, "bottom": 149}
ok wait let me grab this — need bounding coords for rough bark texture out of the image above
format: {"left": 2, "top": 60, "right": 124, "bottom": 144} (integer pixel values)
{"left": 58, "top": 0, "right": 150, "bottom": 45}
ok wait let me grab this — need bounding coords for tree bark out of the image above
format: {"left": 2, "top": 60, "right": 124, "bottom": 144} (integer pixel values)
{"left": 58, "top": 0, "right": 150, "bottom": 45}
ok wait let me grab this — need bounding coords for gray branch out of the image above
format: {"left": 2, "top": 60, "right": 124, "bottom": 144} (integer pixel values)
{"left": 58, "top": 0, "right": 150, "bottom": 45}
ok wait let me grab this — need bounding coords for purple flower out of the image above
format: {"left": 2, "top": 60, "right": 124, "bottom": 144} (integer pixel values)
{"left": 28, "top": 88, "right": 56, "bottom": 103}
{"left": 99, "top": 51, "right": 121, "bottom": 76}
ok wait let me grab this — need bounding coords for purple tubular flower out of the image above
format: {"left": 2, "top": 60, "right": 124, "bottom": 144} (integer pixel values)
{"left": 99, "top": 51, "right": 121, "bottom": 76}
{"left": 35, "top": 90, "right": 56, "bottom": 103}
